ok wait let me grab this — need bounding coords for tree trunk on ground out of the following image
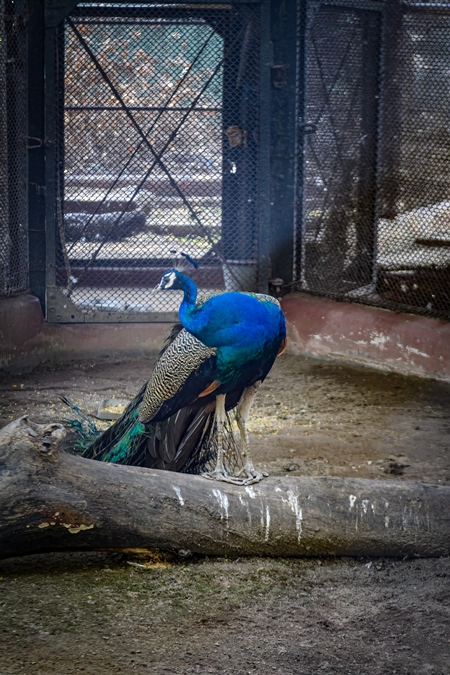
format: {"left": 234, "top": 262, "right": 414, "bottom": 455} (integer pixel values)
{"left": 1, "top": 417, "right": 449, "bottom": 560}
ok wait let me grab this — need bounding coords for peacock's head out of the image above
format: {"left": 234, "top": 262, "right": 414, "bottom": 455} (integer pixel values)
{"left": 157, "top": 269, "right": 183, "bottom": 291}
{"left": 154, "top": 253, "right": 198, "bottom": 292}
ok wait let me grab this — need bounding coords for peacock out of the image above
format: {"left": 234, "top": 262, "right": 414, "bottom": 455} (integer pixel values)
{"left": 78, "top": 266, "right": 286, "bottom": 485}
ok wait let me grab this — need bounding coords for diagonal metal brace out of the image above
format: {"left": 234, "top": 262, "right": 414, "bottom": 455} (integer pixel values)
{"left": 67, "top": 18, "right": 244, "bottom": 289}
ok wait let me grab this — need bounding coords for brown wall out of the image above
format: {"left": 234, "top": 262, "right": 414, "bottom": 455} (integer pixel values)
{"left": 0, "top": 293, "right": 168, "bottom": 373}
{"left": 283, "top": 293, "right": 450, "bottom": 382}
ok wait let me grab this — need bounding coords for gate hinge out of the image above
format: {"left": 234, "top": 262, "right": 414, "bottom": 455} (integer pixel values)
{"left": 27, "top": 137, "right": 44, "bottom": 149}
{"left": 271, "top": 64, "right": 289, "bottom": 89}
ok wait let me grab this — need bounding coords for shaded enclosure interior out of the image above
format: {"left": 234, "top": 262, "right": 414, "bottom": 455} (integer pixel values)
{"left": 1, "top": 0, "right": 449, "bottom": 323}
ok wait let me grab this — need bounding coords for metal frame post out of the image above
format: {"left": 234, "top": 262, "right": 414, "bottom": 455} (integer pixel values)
{"left": 269, "top": 0, "right": 298, "bottom": 287}
{"left": 257, "top": 0, "right": 272, "bottom": 292}
{"left": 28, "top": 0, "right": 46, "bottom": 309}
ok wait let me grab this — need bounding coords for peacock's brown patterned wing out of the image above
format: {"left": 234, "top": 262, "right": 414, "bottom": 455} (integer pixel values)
{"left": 138, "top": 328, "right": 216, "bottom": 423}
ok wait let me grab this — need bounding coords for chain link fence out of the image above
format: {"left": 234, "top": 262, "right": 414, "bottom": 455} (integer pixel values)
{"left": 49, "top": 1, "right": 260, "bottom": 319}
{"left": 0, "top": 0, "right": 28, "bottom": 297}
{"left": 296, "top": 0, "right": 450, "bottom": 321}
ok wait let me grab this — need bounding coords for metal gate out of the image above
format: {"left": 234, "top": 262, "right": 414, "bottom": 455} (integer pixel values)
{"left": 45, "top": 0, "right": 266, "bottom": 322}
{"left": 295, "top": 0, "right": 450, "bottom": 320}
{"left": 297, "top": 1, "right": 380, "bottom": 297}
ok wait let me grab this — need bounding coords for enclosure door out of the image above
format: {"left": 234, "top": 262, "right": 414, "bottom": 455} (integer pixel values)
{"left": 46, "top": 1, "right": 261, "bottom": 322}
{"left": 297, "top": 1, "right": 381, "bottom": 298}
{"left": 297, "top": 0, "right": 450, "bottom": 320}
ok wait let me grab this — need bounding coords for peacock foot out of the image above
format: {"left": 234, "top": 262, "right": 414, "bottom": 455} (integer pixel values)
{"left": 202, "top": 468, "right": 269, "bottom": 486}
{"left": 237, "top": 468, "right": 269, "bottom": 485}
{"left": 243, "top": 469, "right": 269, "bottom": 485}
{"left": 202, "top": 469, "right": 249, "bottom": 485}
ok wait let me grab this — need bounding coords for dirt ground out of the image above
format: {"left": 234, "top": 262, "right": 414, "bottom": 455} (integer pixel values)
{"left": 0, "top": 353, "right": 449, "bottom": 673}
{"left": 1, "top": 352, "right": 449, "bottom": 484}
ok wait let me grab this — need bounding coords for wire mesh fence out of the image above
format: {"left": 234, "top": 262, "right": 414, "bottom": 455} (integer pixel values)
{"left": 50, "top": 1, "right": 260, "bottom": 319}
{"left": 377, "top": 6, "right": 450, "bottom": 318}
{"left": 296, "top": 0, "right": 450, "bottom": 321}
{"left": 0, "top": 0, "right": 28, "bottom": 297}
{"left": 2, "top": 0, "right": 449, "bottom": 321}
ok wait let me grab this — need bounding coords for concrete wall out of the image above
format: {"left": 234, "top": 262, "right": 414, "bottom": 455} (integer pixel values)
{"left": 1, "top": 292, "right": 449, "bottom": 380}
{"left": 0, "top": 293, "right": 168, "bottom": 373}
{"left": 283, "top": 293, "right": 450, "bottom": 382}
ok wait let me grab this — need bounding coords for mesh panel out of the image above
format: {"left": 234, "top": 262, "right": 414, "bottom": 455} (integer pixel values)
{"left": 377, "top": 9, "right": 450, "bottom": 318}
{"left": 53, "top": 2, "right": 260, "bottom": 318}
{"left": 298, "top": 6, "right": 379, "bottom": 296}
{"left": 0, "top": 0, "right": 28, "bottom": 297}
{"left": 296, "top": 2, "right": 450, "bottom": 320}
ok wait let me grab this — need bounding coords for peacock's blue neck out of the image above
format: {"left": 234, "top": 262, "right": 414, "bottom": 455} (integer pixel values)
{"left": 178, "top": 273, "right": 199, "bottom": 328}
{"left": 176, "top": 271, "right": 286, "bottom": 355}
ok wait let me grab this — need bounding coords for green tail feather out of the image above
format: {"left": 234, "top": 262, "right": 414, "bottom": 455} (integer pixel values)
{"left": 99, "top": 418, "right": 146, "bottom": 464}
{"left": 81, "top": 383, "right": 151, "bottom": 466}
{"left": 59, "top": 395, "right": 100, "bottom": 454}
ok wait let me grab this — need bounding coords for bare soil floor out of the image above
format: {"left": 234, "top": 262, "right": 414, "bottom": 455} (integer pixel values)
{"left": 0, "top": 354, "right": 449, "bottom": 674}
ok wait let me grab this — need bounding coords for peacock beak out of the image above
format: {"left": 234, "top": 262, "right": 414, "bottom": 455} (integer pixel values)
{"left": 151, "top": 281, "right": 163, "bottom": 295}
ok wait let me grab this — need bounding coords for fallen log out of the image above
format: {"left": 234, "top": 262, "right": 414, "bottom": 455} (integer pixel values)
{"left": 1, "top": 417, "right": 449, "bottom": 560}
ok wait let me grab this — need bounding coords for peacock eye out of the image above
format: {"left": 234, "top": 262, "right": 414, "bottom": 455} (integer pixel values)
{"left": 162, "top": 272, "right": 174, "bottom": 288}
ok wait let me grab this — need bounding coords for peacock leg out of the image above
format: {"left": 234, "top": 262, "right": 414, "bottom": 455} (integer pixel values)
{"left": 203, "top": 393, "right": 244, "bottom": 484}
{"left": 235, "top": 381, "right": 268, "bottom": 485}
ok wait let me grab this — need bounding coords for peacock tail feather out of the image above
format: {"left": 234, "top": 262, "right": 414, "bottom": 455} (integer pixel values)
{"left": 82, "top": 382, "right": 148, "bottom": 466}
{"left": 93, "top": 415, "right": 146, "bottom": 465}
